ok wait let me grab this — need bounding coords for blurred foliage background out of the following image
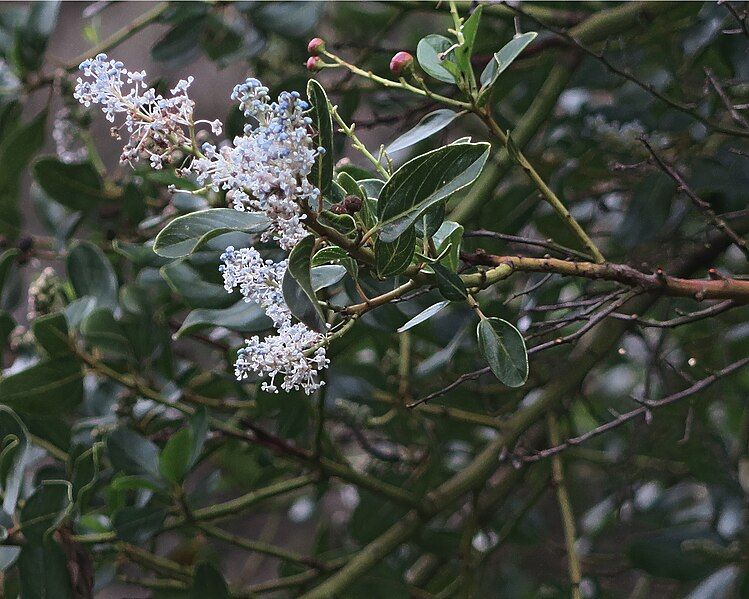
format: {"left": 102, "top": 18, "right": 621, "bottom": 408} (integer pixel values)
{"left": 0, "top": 1, "right": 747, "bottom": 598}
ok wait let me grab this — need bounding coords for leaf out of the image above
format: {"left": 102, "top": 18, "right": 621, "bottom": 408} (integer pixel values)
{"left": 377, "top": 142, "right": 489, "bottom": 242}
{"left": 161, "top": 261, "right": 236, "bottom": 309}
{"left": 174, "top": 300, "right": 270, "bottom": 339}
{"left": 307, "top": 79, "right": 334, "bottom": 197}
{"left": 67, "top": 242, "right": 118, "bottom": 310}
{"left": 432, "top": 262, "right": 467, "bottom": 301}
{"left": 282, "top": 235, "right": 326, "bottom": 332}
{"left": 18, "top": 539, "right": 73, "bottom": 599}
{"left": 0, "top": 359, "right": 84, "bottom": 415}
{"left": 455, "top": 5, "right": 482, "bottom": 74}
{"left": 113, "top": 240, "right": 169, "bottom": 268}
{"left": 32, "top": 158, "right": 104, "bottom": 211}
{"left": 151, "top": 16, "right": 205, "bottom": 62}
{"left": 0, "top": 546, "right": 20, "bottom": 571}
{"left": 191, "top": 562, "right": 229, "bottom": 599}
{"left": 433, "top": 221, "right": 464, "bottom": 271}
{"left": 476, "top": 318, "right": 528, "bottom": 387}
{"left": 417, "top": 34, "right": 460, "bottom": 84}
{"left": 0, "top": 406, "right": 30, "bottom": 514}
{"left": 386, "top": 109, "right": 463, "bottom": 155}
{"left": 311, "top": 265, "right": 347, "bottom": 291}
{"left": 107, "top": 428, "right": 160, "bottom": 478}
{"left": 188, "top": 407, "right": 208, "bottom": 467}
{"left": 80, "top": 309, "right": 133, "bottom": 360}
{"left": 32, "top": 312, "right": 71, "bottom": 358}
{"left": 375, "top": 226, "right": 416, "bottom": 278}
{"left": 397, "top": 300, "right": 449, "bottom": 333}
{"left": 480, "top": 32, "right": 537, "bottom": 89}
{"left": 312, "top": 245, "right": 359, "bottom": 280}
{"left": 0, "top": 248, "right": 20, "bottom": 310}
{"left": 20, "top": 480, "right": 72, "bottom": 542}
{"left": 359, "top": 178, "right": 385, "bottom": 200}
{"left": 160, "top": 428, "right": 192, "bottom": 484}
{"left": 153, "top": 209, "right": 270, "bottom": 258}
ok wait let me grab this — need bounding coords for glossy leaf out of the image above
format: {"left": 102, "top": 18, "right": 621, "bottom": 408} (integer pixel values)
{"left": 107, "top": 428, "right": 160, "bottom": 478}
{"left": 282, "top": 235, "right": 326, "bottom": 332}
{"left": 307, "top": 79, "right": 334, "bottom": 196}
{"left": 32, "top": 312, "right": 70, "bottom": 358}
{"left": 311, "top": 264, "right": 347, "bottom": 290}
{"left": 174, "top": 299, "right": 270, "bottom": 338}
{"left": 375, "top": 226, "right": 416, "bottom": 278}
{"left": 480, "top": 32, "right": 538, "bottom": 89}
{"left": 18, "top": 539, "right": 72, "bottom": 599}
{"left": 67, "top": 242, "right": 118, "bottom": 310}
{"left": 0, "top": 406, "right": 30, "bottom": 514}
{"left": 160, "top": 428, "right": 192, "bottom": 484}
{"left": 377, "top": 142, "right": 489, "bottom": 242}
{"left": 417, "top": 34, "right": 460, "bottom": 84}
{"left": 386, "top": 109, "right": 463, "bottom": 155}
{"left": 477, "top": 317, "right": 528, "bottom": 387}
{"left": 397, "top": 300, "right": 449, "bottom": 333}
{"left": 153, "top": 209, "right": 270, "bottom": 258}
{"left": 432, "top": 262, "right": 467, "bottom": 301}
{"left": 20, "top": 480, "right": 72, "bottom": 542}
{"left": 161, "top": 260, "right": 236, "bottom": 308}
{"left": 0, "top": 359, "right": 84, "bottom": 414}
{"left": 433, "top": 221, "right": 464, "bottom": 271}
{"left": 32, "top": 158, "right": 104, "bottom": 211}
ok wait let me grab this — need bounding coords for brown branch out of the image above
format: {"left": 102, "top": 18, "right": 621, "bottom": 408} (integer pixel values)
{"left": 610, "top": 299, "right": 736, "bottom": 328}
{"left": 641, "top": 138, "right": 749, "bottom": 259}
{"left": 462, "top": 252, "right": 749, "bottom": 302}
{"left": 522, "top": 357, "right": 749, "bottom": 463}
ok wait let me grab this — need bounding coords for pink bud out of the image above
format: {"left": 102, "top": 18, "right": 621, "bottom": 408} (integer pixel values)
{"left": 307, "top": 38, "right": 325, "bottom": 56}
{"left": 389, "top": 51, "right": 414, "bottom": 76}
{"left": 306, "top": 56, "right": 322, "bottom": 72}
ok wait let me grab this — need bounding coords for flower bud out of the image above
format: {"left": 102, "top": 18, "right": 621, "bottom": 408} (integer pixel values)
{"left": 306, "top": 56, "right": 322, "bottom": 72}
{"left": 389, "top": 51, "right": 414, "bottom": 76}
{"left": 307, "top": 37, "right": 325, "bottom": 56}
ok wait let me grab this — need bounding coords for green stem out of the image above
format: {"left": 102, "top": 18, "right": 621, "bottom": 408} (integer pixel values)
{"left": 330, "top": 105, "right": 390, "bottom": 178}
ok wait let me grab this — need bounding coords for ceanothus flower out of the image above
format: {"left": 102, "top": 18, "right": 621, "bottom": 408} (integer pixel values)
{"left": 74, "top": 53, "right": 195, "bottom": 168}
{"left": 191, "top": 80, "right": 324, "bottom": 250}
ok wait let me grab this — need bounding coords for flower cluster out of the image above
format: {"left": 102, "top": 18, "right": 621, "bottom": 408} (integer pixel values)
{"left": 220, "top": 246, "right": 329, "bottom": 394}
{"left": 191, "top": 78, "right": 323, "bottom": 250}
{"left": 74, "top": 53, "right": 196, "bottom": 168}
{"left": 27, "top": 267, "right": 63, "bottom": 320}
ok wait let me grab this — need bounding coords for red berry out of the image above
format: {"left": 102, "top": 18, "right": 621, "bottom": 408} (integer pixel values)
{"left": 389, "top": 51, "right": 414, "bottom": 76}
{"left": 306, "top": 56, "right": 322, "bottom": 72}
{"left": 307, "top": 37, "right": 325, "bottom": 56}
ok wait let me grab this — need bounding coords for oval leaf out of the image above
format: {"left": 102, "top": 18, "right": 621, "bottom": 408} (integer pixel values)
{"left": 33, "top": 158, "right": 104, "bottom": 211}
{"left": 307, "top": 79, "right": 334, "bottom": 196}
{"left": 417, "top": 34, "right": 460, "bottom": 84}
{"left": 282, "top": 235, "right": 326, "bottom": 332}
{"left": 476, "top": 317, "right": 528, "bottom": 387}
{"left": 480, "top": 32, "right": 538, "bottom": 89}
{"left": 153, "top": 209, "right": 270, "bottom": 258}
{"left": 397, "top": 300, "right": 449, "bottom": 333}
{"left": 386, "top": 109, "right": 463, "bottom": 155}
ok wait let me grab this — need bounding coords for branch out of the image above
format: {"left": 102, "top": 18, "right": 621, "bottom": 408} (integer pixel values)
{"left": 522, "top": 357, "right": 749, "bottom": 463}
{"left": 462, "top": 252, "right": 749, "bottom": 302}
{"left": 640, "top": 138, "right": 749, "bottom": 259}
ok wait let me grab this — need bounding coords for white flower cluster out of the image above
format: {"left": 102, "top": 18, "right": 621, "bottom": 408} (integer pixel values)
{"left": 74, "top": 53, "right": 197, "bottom": 169}
{"left": 192, "top": 78, "right": 324, "bottom": 251}
{"left": 220, "top": 246, "right": 329, "bottom": 394}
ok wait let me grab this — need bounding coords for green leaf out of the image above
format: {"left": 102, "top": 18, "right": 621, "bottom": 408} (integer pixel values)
{"left": 200, "top": 16, "right": 243, "bottom": 61}
{"left": 113, "top": 240, "right": 169, "bottom": 268}
{"left": 191, "top": 562, "right": 230, "bottom": 599}
{"left": 107, "top": 428, "right": 160, "bottom": 478}
{"left": 20, "top": 480, "right": 72, "bottom": 542}
{"left": 80, "top": 308, "right": 133, "bottom": 360}
{"left": 397, "top": 300, "right": 449, "bottom": 333}
{"left": 455, "top": 5, "right": 482, "bottom": 74}
{"left": 433, "top": 221, "right": 464, "bottom": 271}
{"left": 152, "top": 16, "right": 205, "bottom": 62}
{"left": 282, "top": 235, "right": 326, "bottom": 332}
{"left": 0, "top": 359, "right": 84, "bottom": 415}
{"left": 311, "top": 265, "right": 347, "bottom": 291}
{"left": 479, "top": 32, "right": 537, "bottom": 89}
{"left": 153, "top": 208, "right": 270, "bottom": 258}
{"left": 161, "top": 261, "right": 236, "bottom": 309}
{"left": 307, "top": 79, "right": 334, "bottom": 196}
{"left": 375, "top": 226, "right": 416, "bottom": 278}
{"left": 336, "top": 171, "right": 365, "bottom": 199}
{"left": 0, "top": 406, "right": 30, "bottom": 514}
{"left": 417, "top": 35, "right": 460, "bottom": 84}
{"left": 0, "top": 249, "right": 19, "bottom": 310}
{"left": 160, "top": 428, "right": 192, "bottom": 484}
{"left": 32, "top": 158, "right": 104, "bottom": 211}
{"left": 476, "top": 317, "right": 528, "bottom": 387}
{"left": 32, "top": 312, "right": 71, "bottom": 358}
{"left": 18, "top": 538, "right": 73, "bottom": 599}
{"left": 188, "top": 407, "right": 208, "bottom": 467}
{"left": 67, "top": 242, "right": 118, "bottom": 310}
{"left": 312, "top": 245, "right": 359, "bottom": 280}
{"left": 174, "top": 299, "right": 270, "bottom": 339}
{"left": 377, "top": 142, "right": 489, "bottom": 242}
{"left": 432, "top": 262, "right": 467, "bottom": 301}
{"left": 386, "top": 109, "right": 463, "bottom": 155}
